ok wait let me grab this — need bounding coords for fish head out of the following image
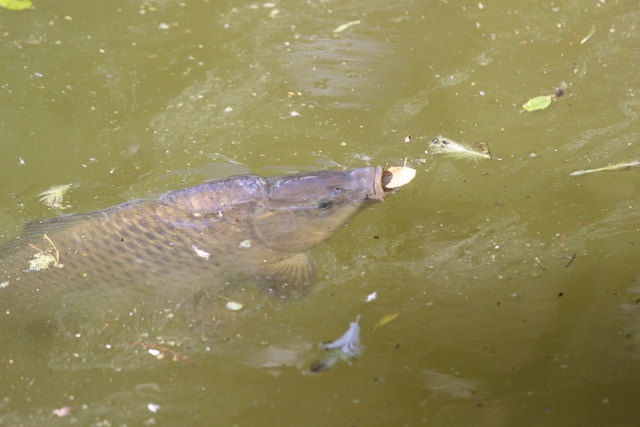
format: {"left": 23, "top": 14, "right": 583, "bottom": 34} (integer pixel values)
{"left": 253, "top": 166, "right": 386, "bottom": 251}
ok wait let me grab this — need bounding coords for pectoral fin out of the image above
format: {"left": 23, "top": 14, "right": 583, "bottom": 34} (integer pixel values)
{"left": 254, "top": 251, "right": 315, "bottom": 299}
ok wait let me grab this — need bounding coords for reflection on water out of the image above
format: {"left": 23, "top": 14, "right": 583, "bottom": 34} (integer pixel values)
{"left": 1, "top": 0, "right": 639, "bottom": 424}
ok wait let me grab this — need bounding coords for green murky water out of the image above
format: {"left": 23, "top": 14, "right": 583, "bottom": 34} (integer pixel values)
{"left": 1, "top": 0, "right": 639, "bottom": 425}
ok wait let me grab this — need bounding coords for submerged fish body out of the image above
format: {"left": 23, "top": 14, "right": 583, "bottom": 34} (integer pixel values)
{"left": 0, "top": 167, "right": 387, "bottom": 320}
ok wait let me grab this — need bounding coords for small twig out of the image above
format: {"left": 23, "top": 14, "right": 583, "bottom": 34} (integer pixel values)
{"left": 564, "top": 253, "right": 576, "bottom": 268}
{"left": 28, "top": 234, "right": 60, "bottom": 265}
{"left": 28, "top": 243, "right": 47, "bottom": 255}
{"left": 43, "top": 234, "right": 60, "bottom": 265}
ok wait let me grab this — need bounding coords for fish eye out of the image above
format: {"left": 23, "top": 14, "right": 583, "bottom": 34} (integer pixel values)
{"left": 331, "top": 187, "right": 342, "bottom": 196}
{"left": 318, "top": 201, "right": 333, "bottom": 210}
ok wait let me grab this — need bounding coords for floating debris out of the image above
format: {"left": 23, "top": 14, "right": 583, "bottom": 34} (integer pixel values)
{"left": 580, "top": 25, "right": 596, "bottom": 45}
{"left": 225, "top": 301, "right": 244, "bottom": 311}
{"left": 192, "top": 245, "right": 211, "bottom": 260}
{"left": 119, "top": 342, "right": 194, "bottom": 365}
{"left": 27, "top": 234, "right": 62, "bottom": 271}
{"left": 522, "top": 82, "right": 567, "bottom": 112}
{"left": 564, "top": 253, "right": 576, "bottom": 268}
{"left": 147, "top": 403, "right": 160, "bottom": 413}
{"left": 554, "top": 81, "right": 567, "bottom": 99}
{"left": 321, "top": 316, "right": 361, "bottom": 355}
{"left": 365, "top": 291, "right": 377, "bottom": 302}
{"left": 0, "top": 0, "right": 32, "bottom": 10}
{"left": 374, "top": 312, "right": 398, "bottom": 329}
{"left": 311, "top": 315, "right": 362, "bottom": 372}
{"left": 333, "top": 20, "right": 361, "bottom": 34}
{"left": 238, "top": 239, "right": 252, "bottom": 249}
{"left": 38, "top": 184, "right": 72, "bottom": 209}
{"left": 569, "top": 160, "right": 640, "bottom": 176}
{"left": 28, "top": 252, "right": 57, "bottom": 271}
{"left": 382, "top": 161, "right": 417, "bottom": 189}
{"left": 52, "top": 406, "right": 71, "bottom": 417}
{"left": 428, "top": 136, "right": 492, "bottom": 161}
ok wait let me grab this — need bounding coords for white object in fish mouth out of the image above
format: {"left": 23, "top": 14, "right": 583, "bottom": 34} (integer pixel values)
{"left": 382, "top": 165, "right": 417, "bottom": 189}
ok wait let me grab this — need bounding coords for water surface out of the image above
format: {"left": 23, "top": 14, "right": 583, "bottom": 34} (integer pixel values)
{"left": 1, "top": 0, "right": 639, "bottom": 425}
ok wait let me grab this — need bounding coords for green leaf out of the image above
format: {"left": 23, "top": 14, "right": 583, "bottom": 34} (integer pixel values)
{"left": 522, "top": 95, "right": 553, "bottom": 112}
{"left": 0, "top": 0, "right": 32, "bottom": 10}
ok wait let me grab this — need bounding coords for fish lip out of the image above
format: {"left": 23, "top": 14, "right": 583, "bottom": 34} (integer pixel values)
{"left": 371, "top": 166, "right": 386, "bottom": 202}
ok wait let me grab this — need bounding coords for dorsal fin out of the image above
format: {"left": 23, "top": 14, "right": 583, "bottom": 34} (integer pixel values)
{"left": 0, "top": 211, "right": 104, "bottom": 258}
{"left": 24, "top": 211, "right": 103, "bottom": 236}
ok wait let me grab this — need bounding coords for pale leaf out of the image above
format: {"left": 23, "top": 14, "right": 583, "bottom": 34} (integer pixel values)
{"left": 382, "top": 166, "right": 416, "bottom": 188}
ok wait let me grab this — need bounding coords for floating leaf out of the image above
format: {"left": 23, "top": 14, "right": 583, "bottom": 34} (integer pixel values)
{"left": 569, "top": 160, "right": 640, "bottom": 176}
{"left": 374, "top": 312, "right": 398, "bottom": 329}
{"left": 580, "top": 25, "right": 596, "bottom": 45}
{"left": 0, "top": 0, "right": 32, "bottom": 10}
{"left": 522, "top": 95, "right": 553, "bottom": 112}
{"left": 333, "top": 20, "right": 361, "bottom": 33}
{"left": 382, "top": 163, "right": 416, "bottom": 189}
{"left": 428, "top": 136, "right": 492, "bottom": 161}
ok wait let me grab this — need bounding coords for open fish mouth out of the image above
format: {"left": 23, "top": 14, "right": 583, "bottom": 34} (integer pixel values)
{"left": 350, "top": 166, "right": 387, "bottom": 202}
{"left": 372, "top": 165, "right": 386, "bottom": 201}
{"left": 363, "top": 165, "right": 413, "bottom": 202}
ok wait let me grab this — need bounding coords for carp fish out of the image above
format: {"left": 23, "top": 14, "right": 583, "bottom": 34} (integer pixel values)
{"left": 0, "top": 167, "right": 396, "bottom": 321}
